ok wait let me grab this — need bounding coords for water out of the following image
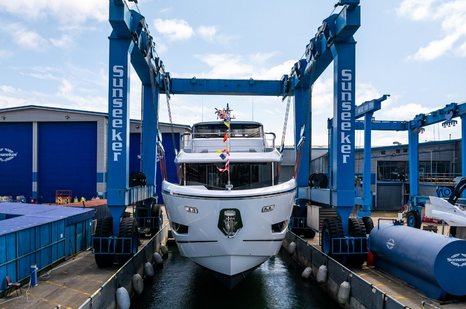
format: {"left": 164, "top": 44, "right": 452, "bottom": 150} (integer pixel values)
{"left": 131, "top": 247, "right": 339, "bottom": 309}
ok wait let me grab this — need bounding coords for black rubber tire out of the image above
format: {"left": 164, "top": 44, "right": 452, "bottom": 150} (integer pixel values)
{"left": 135, "top": 204, "right": 148, "bottom": 229}
{"left": 129, "top": 171, "right": 147, "bottom": 187}
{"left": 117, "top": 217, "right": 138, "bottom": 264}
{"left": 450, "top": 226, "right": 457, "bottom": 237}
{"left": 303, "top": 229, "right": 316, "bottom": 239}
{"left": 290, "top": 206, "right": 309, "bottom": 237}
{"left": 308, "top": 173, "right": 328, "bottom": 189}
{"left": 291, "top": 205, "right": 306, "bottom": 217}
{"left": 93, "top": 216, "right": 114, "bottom": 268}
{"left": 347, "top": 218, "right": 367, "bottom": 267}
{"left": 150, "top": 203, "right": 162, "bottom": 234}
{"left": 362, "top": 216, "right": 374, "bottom": 234}
{"left": 321, "top": 217, "right": 345, "bottom": 261}
{"left": 406, "top": 211, "right": 421, "bottom": 229}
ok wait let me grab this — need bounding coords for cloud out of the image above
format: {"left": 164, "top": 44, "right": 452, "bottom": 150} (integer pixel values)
{"left": 195, "top": 53, "right": 255, "bottom": 78}
{"left": 154, "top": 18, "right": 194, "bottom": 41}
{"left": 456, "top": 41, "right": 466, "bottom": 57}
{"left": 397, "top": 0, "right": 466, "bottom": 60}
{"left": 50, "top": 34, "right": 73, "bottom": 49}
{"left": 380, "top": 102, "right": 430, "bottom": 120}
{"left": 7, "top": 24, "right": 48, "bottom": 50}
{"left": 192, "top": 52, "right": 293, "bottom": 80}
{"left": 396, "top": 0, "right": 436, "bottom": 21}
{"left": 410, "top": 34, "right": 460, "bottom": 61}
{"left": 5, "top": 24, "right": 76, "bottom": 50}
{"left": 0, "top": 0, "right": 106, "bottom": 24}
{"left": 0, "top": 85, "right": 17, "bottom": 94}
{"left": 19, "top": 66, "right": 63, "bottom": 81}
{"left": 0, "top": 63, "right": 107, "bottom": 113}
{"left": 197, "top": 26, "right": 218, "bottom": 42}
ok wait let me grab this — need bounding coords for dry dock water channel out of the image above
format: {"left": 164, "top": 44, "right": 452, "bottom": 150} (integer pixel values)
{"left": 0, "top": 242, "right": 338, "bottom": 309}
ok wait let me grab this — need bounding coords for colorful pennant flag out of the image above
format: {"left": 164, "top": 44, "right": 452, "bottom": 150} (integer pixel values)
{"left": 217, "top": 159, "right": 230, "bottom": 172}
{"left": 215, "top": 105, "right": 233, "bottom": 174}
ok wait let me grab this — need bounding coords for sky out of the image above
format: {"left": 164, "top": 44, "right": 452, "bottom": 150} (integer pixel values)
{"left": 0, "top": 0, "right": 466, "bottom": 147}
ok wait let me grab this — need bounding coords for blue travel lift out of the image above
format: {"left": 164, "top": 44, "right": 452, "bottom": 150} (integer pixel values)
{"left": 404, "top": 103, "right": 466, "bottom": 228}
{"left": 352, "top": 101, "right": 466, "bottom": 229}
{"left": 96, "top": 0, "right": 372, "bottom": 268}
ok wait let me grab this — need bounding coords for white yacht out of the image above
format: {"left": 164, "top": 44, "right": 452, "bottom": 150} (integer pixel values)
{"left": 162, "top": 112, "right": 296, "bottom": 287}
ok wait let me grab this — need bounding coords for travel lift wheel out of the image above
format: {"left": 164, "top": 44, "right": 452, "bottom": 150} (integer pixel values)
{"left": 94, "top": 216, "right": 114, "bottom": 268}
{"left": 347, "top": 218, "right": 368, "bottom": 267}
{"left": 117, "top": 217, "right": 139, "bottom": 265}
{"left": 406, "top": 210, "right": 421, "bottom": 229}
{"left": 362, "top": 216, "right": 374, "bottom": 234}
{"left": 150, "top": 203, "right": 162, "bottom": 235}
{"left": 290, "top": 206, "right": 316, "bottom": 239}
{"left": 321, "top": 217, "right": 345, "bottom": 263}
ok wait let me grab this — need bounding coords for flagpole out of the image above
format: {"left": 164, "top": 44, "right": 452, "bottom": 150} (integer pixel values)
{"left": 215, "top": 104, "right": 233, "bottom": 190}
{"left": 226, "top": 123, "right": 232, "bottom": 190}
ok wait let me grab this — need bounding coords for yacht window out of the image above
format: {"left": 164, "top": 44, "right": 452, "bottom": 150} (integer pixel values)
{"left": 181, "top": 162, "right": 278, "bottom": 190}
{"left": 193, "top": 123, "right": 263, "bottom": 138}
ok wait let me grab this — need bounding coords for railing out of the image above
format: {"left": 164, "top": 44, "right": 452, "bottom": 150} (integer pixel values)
{"left": 331, "top": 237, "right": 368, "bottom": 255}
{"left": 92, "top": 237, "right": 134, "bottom": 255}
{"left": 136, "top": 216, "right": 162, "bottom": 231}
{"left": 179, "top": 131, "right": 276, "bottom": 152}
{"left": 289, "top": 216, "right": 308, "bottom": 229}
{"left": 418, "top": 173, "right": 460, "bottom": 183}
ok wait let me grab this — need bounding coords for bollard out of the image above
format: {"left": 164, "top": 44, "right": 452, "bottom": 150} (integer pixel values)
{"left": 30, "top": 265, "right": 38, "bottom": 287}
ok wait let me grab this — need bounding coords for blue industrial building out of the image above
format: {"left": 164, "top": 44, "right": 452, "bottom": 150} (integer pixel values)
{"left": 0, "top": 105, "right": 188, "bottom": 204}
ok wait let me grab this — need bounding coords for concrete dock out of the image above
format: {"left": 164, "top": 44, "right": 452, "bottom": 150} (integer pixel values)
{"left": 298, "top": 212, "right": 466, "bottom": 309}
{"left": 1, "top": 250, "right": 116, "bottom": 309}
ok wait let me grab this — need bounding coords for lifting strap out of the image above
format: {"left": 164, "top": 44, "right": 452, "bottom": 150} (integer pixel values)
{"left": 162, "top": 74, "right": 179, "bottom": 156}
{"left": 280, "top": 96, "right": 292, "bottom": 152}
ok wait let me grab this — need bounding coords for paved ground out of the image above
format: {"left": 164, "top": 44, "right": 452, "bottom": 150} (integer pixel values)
{"left": 0, "top": 250, "right": 117, "bottom": 309}
{"left": 0, "top": 205, "right": 167, "bottom": 309}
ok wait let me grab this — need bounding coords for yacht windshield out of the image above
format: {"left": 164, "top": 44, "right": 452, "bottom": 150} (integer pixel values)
{"left": 193, "top": 123, "right": 262, "bottom": 138}
{"left": 181, "top": 163, "right": 278, "bottom": 190}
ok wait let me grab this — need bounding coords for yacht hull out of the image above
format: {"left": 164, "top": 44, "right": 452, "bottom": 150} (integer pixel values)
{"left": 162, "top": 179, "right": 296, "bottom": 278}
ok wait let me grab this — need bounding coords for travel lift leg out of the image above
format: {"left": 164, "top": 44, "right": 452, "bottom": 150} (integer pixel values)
{"left": 288, "top": 1, "right": 366, "bottom": 265}
{"left": 291, "top": 86, "right": 313, "bottom": 238}
{"left": 93, "top": 0, "right": 160, "bottom": 267}
{"left": 354, "top": 95, "right": 388, "bottom": 229}
{"left": 462, "top": 114, "right": 466, "bottom": 177}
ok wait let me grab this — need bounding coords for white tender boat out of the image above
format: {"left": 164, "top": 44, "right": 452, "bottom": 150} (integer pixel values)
{"left": 162, "top": 115, "right": 295, "bottom": 286}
